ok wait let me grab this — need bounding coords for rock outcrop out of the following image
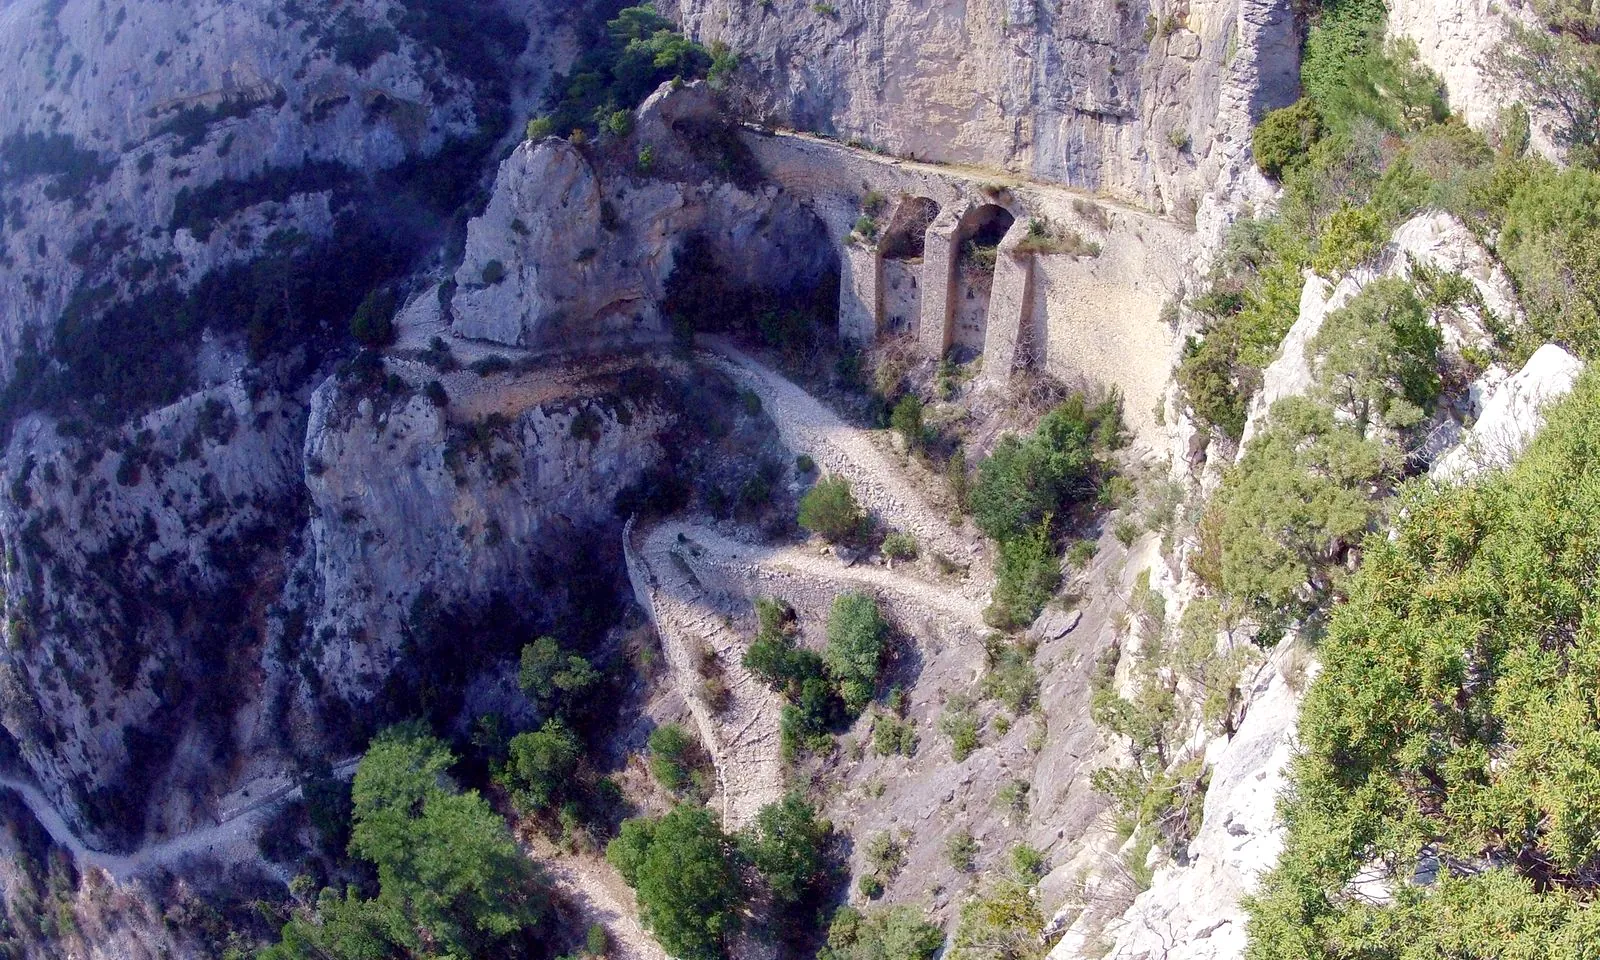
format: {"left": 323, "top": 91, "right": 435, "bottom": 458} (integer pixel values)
{"left": 449, "top": 83, "right": 836, "bottom": 350}
{"left": 1432, "top": 343, "right": 1585, "bottom": 482}
{"left": 663, "top": 0, "right": 1301, "bottom": 213}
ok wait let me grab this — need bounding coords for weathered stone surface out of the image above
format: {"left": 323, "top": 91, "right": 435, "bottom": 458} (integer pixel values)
{"left": 665, "top": 0, "right": 1301, "bottom": 213}
{"left": 1389, "top": 0, "right": 1561, "bottom": 158}
{"left": 1082, "top": 651, "right": 1302, "bottom": 960}
{"left": 451, "top": 139, "right": 669, "bottom": 347}
{"left": 1432, "top": 343, "right": 1584, "bottom": 482}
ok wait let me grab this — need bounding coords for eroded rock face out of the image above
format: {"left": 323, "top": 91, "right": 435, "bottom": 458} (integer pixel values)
{"left": 664, "top": 0, "right": 1300, "bottom": 212}
{"left": 449, "top": 84, "right": 837, "bottom": 350}
{"left": 0, "top": 0, "right": 553, "bottom": 380}
{"left": 0, "top": 0, "right": 584, "bottom": 850}
{"left": 299, "top": 366, "right": 676, "bottom": 700}
{"left": 1432, "top": 343, "right": 1584, "bottom": 482}
{"left": 451, "top": 139, "right": 675, "bottom": 346}
{"left": 0, "top": 383, "right": 310, "bottom": 849}
{"left": 1065, "top": 649, "right": 1303, "bottom": 960}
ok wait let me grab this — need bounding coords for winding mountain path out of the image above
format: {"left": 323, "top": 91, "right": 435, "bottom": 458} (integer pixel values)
{"left": 530, "top": 839, "right": 668, "bottom": 960}
{"left": 700, "top": 339, "right": 991, "bottom": 596}
{"left": 0, "top": 758, "right": 359, "bottom": 883}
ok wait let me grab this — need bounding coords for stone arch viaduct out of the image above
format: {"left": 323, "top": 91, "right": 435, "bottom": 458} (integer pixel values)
{"left": 740, "top": 128, "right": 1194, "bottom": 437}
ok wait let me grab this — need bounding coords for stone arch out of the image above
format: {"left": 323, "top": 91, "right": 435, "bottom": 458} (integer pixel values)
{"left": 948, "top": 203, "right": 1017, "bottom": 357}
{"left": 880, "top": 196, "right": 942, "bottom": 260}
{"left": 877, "top": 196, "right": 942, "bottom": 336}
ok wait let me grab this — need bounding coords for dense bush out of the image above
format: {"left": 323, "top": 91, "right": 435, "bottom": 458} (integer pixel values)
{"left": 985, "top": 521, "right": 1061, "bottom": 630}
{"left": 739, "top": 792, "right": 835, "bottom": 906}
{"left": 1196, "top": 397, "right": 1387, "bottom": 626}
{"left": 647, "top": 723, "right": 700, "bottom": 793}
{"left": 607, "top": 805, "right": 743, "bottom": 960}
{"left": 743, "top": 598, "right": 845, "bottom": 758}
{"left": 824, "top": 593, "right": 888, "bottom": 716}
{"left": 1252, "top": 99, "right": 1324, "bottom": 180}
{"left": 819, "top": 906, "right": 945, "bottom": 960}
{"left": 1246, "top": 374, "right": 1600, "bottom": 956}
{"left": 1496, "top": 165, "right": 1600, "bottom": 356}
{"left": 971, "top": 393, "right": 1122, "bottom": 544}
{"left": 349, "top": 287, "right": 396, "bottom": 346}
{"left": 799, "top": 475, "right": 866, "bottom": 542}
{"left": 263, "top": 725, "right": 546, "bottom": 959}
{"left": 500, "top": 719, "right": 581, "bottom": 813}
{"left": 890, "top": 394, "right": 926, "bottom": 449}
{"left": 947, "top": 878, "right": 1046, "bottom": 960}
{"left": 1306, "top": 276, "right": 1442, "bottom": 429}
{"left": 536, "top": 5, "right": 714, "bottom": 139}
{"left": 519, "top": 636, "right": 600, "bottom": 712}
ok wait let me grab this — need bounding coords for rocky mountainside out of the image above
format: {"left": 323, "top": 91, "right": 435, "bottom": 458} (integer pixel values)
{"left": 664, "top": 0, "right": 1300, "bottom": 215}
{"left": 0, "top": 0, "right": 1596, "bottom": 958}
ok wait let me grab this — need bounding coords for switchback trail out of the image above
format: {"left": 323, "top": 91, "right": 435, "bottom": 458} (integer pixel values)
{"left": 700, "top": 338, "right": 991, "bottom": 598}
{"left": 0, "top": 758, "right": 359, "bottom": 883}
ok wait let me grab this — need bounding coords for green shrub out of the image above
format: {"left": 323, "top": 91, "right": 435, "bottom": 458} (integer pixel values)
{"left": 824, "top": 593, "right": 888, "bottom": 716}
{"left": 1196, "top": 397, "right": 1386, "bottom": 624}
{"left": 947, "top": 878, "right": 1046, "bottom": 960}
{"left": 607, "top": 805, "right": 742, "bottom": 960}
{"left": 1245, "top": 373, "right": 1600, "bottom": 956}
{"left": 863, "top": 831, "right": 905, "bottom": 879}
{"left": 872, "top": 713, "right": 917, "bottom": 757}
{"left": 971, "top": 393, "right": 1121, "bottom": 543}
{"left": 940, "top": 695, "right": 982, "bottom": 761}
{"left": 986, "top": 521, "right": 1062, "bottom": 630}
{"left": 1252, "top": 99, "right": 1325, "bottom": 179}
{"left": 880, "top": 531, "right": 918, "bottom": 561}
{"left": 856, "top": 874, "right": 884, "bottom": 899}
{"left": 799, "top": 475, "right": 866, "bottom": 542}
{"left": 263, "top": 724, "right": 545, "bottom": 959}
{"left": 519, "top": 636, "right": 600, "bottom": 710}
{"left": 482, "top": 259, "right": 507, "bottom": 285}
{"left": 587, "top": 924, "right": 609, "bottom": 956}
{"left": 1309, "top": 203, "right": 1386, "bottom": 276}
{"left": 1010, "top": 843, "right": 1047, "bottom": 882}
{"left": 796, "top": 453, "right": 816, "bottom": 473}
{"left": 1298, "top": 0, "right": 1388, "bottom": 118}
{"left": 982, "top": 639, "right": 1039, "bottom": 715}
{"left": 740, "top": 792, "right": 834, "bottom": 905}
{"left": 890, "top": 394, "right": 926, "bottom": 449}
{"left": 526, "top": 116, "right": 555, "bottom": 140}
{"left": 1497, "top": 164, "right": 1600, "bottom": 357}
{"left": 947, "top": 829, "right": 979, "bottom": 872}
{"left": 1306, "top": 276, "right": 1442, "bottom": 429}
{"left": 647, "top": 723, "right": 698, "bottom": 793}
{"left": 501, "top": 719, "right": 581, "bottom": 813}
{"left": 350, "top": 287, "right": 397, "bottom": 346}
{"left": 819, "top": 905, "right": 945, "bottom": 960}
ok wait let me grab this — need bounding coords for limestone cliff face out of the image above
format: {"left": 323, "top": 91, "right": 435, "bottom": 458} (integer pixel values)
{"left": 0, "top": 0, "right": 572, "bottom": 380}
{"left": 662, "top": 0, "right": 1299, "bottom": 212}
{"left": 298, "top": 363, "right": 677, "bottom": 702}
{"left": 1388, "top": 0, "right": 1561, "bottom": 157}
{"left": 449, "top": 83, "right": 835, "bottom": 349}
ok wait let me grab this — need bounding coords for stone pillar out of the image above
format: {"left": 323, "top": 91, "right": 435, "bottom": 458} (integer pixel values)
{"left": 981, "top": 217, "right": 1036, "bottom": 384}
{"left": 838, "top": 241, "right": 882, "bottom": 345}
{"left": 918, "top": 209, "right": 963, "bottom": 358}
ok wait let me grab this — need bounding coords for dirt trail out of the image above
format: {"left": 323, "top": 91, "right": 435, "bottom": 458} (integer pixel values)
{"left": 531, "top": 840, "right": 667, "bottom": 960}
{"left": 700, "top": 339, "right": 990, "bottom": 596}
{"left": 624, "top": 518, "right": 788, "bottom": 829}
{"left": 653, "top": 520, "right": 985, "bottom": 630}
{"left": 0, "top": 758, "right": 359, "bottom": 883}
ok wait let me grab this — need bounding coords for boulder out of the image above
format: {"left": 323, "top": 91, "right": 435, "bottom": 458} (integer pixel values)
{"left": 1432, "top": 344, "right": 1584, "bottom": 482}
